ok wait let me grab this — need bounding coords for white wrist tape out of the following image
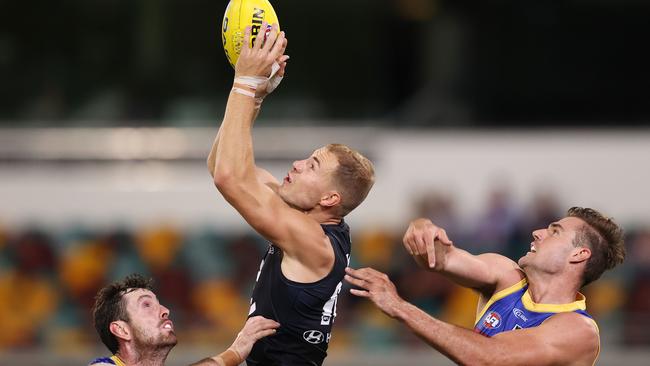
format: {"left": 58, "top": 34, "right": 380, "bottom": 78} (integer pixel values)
{"left": 266, "top": 61, "right": 283, "bottom": 94}
{"left": 233, "top": 61, "right": 284, "bottom": 109}
{"left": 234, "top": 76, "right": 267, "bottom": 90}
{"left": 234, "top": 61, "right": 283, "bottom": 93}
{"left": 231, "top": 87, "right": 255, "bottom": 98}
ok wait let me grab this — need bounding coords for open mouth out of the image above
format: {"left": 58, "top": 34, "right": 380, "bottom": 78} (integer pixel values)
{"left": 529, "top": 243, "right": 537, "bottom": 253}
{"left": 161, "top": 320, "right": 174, "bottom": 330}
{"left": 284, "top": 173, "right": 292, "bottom": 183}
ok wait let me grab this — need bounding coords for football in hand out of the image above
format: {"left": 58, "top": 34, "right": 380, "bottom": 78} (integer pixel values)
{"left": 221, "top": 0, "right": 280, "bottom": 68}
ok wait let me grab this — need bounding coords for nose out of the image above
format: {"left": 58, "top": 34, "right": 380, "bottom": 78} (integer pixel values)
{"left": 160, "top": 304, "right": 170, "bottom": 319}
{"left": 532, "top": 229, "right": 544, "bottom": 241}
{"left": 292, "top": 160, "right": 302, "bottom": 172}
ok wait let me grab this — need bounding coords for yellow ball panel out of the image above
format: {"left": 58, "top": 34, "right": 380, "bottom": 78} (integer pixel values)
{"left": 221, "top": 0, "right": 280, "bottom": 68}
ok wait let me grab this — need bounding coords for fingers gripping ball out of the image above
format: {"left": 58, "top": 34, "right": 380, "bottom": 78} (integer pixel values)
{"left": 222, "top": 0, "right": 280, "bottom": 68}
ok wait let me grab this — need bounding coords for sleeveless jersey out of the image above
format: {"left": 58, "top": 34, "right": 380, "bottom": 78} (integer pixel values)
{"left": 88, "top": 355, "right": 125, "bottom": 366}
{"left": 246, "top": 220, "right": 351, "bottom": 366}
{"left": 474, "top": 278, "right": 598, "bottom": 337}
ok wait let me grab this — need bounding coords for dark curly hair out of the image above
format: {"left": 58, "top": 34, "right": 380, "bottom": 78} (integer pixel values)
{"left": 568, "top": 207, "right": 626, "bottom": 287}
{"left": 92, "top": 274, "right": 154, "bottom": 353}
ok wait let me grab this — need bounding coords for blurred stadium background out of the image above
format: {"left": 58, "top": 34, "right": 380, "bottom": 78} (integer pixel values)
{"left": 1, "top": 0, "right": 649, "bottom": 365}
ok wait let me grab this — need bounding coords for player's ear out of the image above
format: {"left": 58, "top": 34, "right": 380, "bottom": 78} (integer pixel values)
{"left": 569, "top": 246, "right": 591, "bottom": 264}
{"left": 320, "top": 191, "right": 341, "bottom": 208}
{"left": 110, "top": 320, "right": 132, "bottom": 341}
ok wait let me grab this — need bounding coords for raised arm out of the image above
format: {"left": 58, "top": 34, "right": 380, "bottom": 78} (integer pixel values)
{"left": 403, "top": 218, "right": 522, "bottom": 296}
{"left": 210, "top": 24, "right": 333, "bottom": 277}
{"left": 345, "top": 267, "right": 600, "bottom": 366}
{"left": 207, "top": 45, "right": 288, "bottom": 179}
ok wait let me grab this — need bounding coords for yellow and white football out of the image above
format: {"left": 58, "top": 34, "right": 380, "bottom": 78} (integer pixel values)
{"left": 221, "top": 0, "right": 280, "bottom": 68}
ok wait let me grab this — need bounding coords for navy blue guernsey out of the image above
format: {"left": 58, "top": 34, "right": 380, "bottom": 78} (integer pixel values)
{"left": 246, "top": 220, "right": 351, "bottom": 366}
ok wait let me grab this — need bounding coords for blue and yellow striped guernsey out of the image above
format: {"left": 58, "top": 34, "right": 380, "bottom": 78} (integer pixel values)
{"left": 88, "top": 355, "right": 126, "bottom": 366}
{"left": 473, "top": 278, "right": 598, "bottom": 337}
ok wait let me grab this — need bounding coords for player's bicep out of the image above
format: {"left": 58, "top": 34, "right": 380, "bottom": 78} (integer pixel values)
{"left": 218, "top": 180, "right": 325, "bottom": 257}
{"left": 218, "top": 180, "right": 287, "bottom": 241}
{"left": 256, "top": 167, "right": 280, "bottom": 192}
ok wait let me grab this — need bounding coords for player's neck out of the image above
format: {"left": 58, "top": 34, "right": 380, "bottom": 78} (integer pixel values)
{"left": 525, "top": 271, "right": 581, "bottom": 305}
{"left": 117, "top": 344, "right": 172, "bottom": 366}
{"left": 306, "top": 207, "right": 342, "bottom": 225}
{"left": 318, "top": 216, "right": 342, "bottom": 225}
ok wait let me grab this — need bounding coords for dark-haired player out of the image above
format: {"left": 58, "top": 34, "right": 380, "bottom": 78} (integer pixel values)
{"left": 346, "top": 207, "right": 625, "bottom": 366}
{"left": 89, "top": 274, "right": 279, "bottom": 366}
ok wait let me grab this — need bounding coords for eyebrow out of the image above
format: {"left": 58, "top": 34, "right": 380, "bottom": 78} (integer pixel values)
{"left": 549, "top": 223, "right": 564, "bottom": 231}
{"left": 312, "top": 156, "right": 321, "bottom": 167}
{"left": 137, "top": 294, "right": 154, "bottom": 302}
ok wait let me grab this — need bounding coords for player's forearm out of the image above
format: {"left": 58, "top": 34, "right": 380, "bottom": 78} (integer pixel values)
{"left": 207, "top": 102, "right": 261, "bottom": 179}
{"left": 189, "top": 348, "right": 242, "bottom": 366}
{"left": 394, "top": 301, "right": 499, "bottom": 366}
{"left": 212, "top": 90, "right": 258, "bottom": 183}
{"left": 431, "top": 247, "right": 505, "bottom": 295}
{"left": 189, "top": 357, "right": 220, "bottom": 366}
{"left": 207, "top": 128, "right": 221, "bottom": 178}
{"left": 413, "top": 242, "right": 484, "bottom": 288}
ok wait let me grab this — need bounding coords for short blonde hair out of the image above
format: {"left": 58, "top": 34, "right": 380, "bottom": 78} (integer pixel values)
{"left": 327, "top": 144, "right": 375, "bottom": 216}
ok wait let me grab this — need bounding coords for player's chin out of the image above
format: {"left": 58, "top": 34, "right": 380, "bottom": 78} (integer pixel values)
{"left": 161, "top": 333, "right": 178, "bottom": 346}
{"left": 277, "top": 186, "right": 289, "bottom": 200}
{"left": 517, "top": 256, "right": 529, "bottom": 267}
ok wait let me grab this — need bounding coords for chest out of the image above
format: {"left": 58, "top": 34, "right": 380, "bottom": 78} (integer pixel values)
{"left": 474, "top": 293, "right": 552, "bottom": 336}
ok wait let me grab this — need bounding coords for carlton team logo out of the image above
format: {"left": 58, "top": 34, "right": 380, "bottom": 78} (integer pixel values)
{"left": 483, "top": 311, "right": 502, "bottom": 329}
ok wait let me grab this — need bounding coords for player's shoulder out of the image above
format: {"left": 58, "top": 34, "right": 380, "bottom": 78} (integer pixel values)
{"left": 88, "top": 356, "right": 118, "bottom": 366}
{"left": 543, "top": 312, "right": 600, "bottom": 360}
{"left": 546, "top": 311, "right": 599, "bottom": 335}
{"left": 477, "top": 252, "right": 525, "bottom": 289}
{"left": 477, "top": 252, "right": 518, "bottom": 267}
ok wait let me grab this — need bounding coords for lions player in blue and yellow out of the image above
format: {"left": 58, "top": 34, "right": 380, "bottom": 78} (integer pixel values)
{"left": 88, "top": 274, "right": 279, "bottom": 366}
{"left": 345, "top": 207, "right": 625, "bottom": 365}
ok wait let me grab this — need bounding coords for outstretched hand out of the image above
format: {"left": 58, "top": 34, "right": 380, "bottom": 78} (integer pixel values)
{"left": 344, "top": 267, "right": 404, "bottom": 318}
{"left": 235, "top": 22, "right": 287, "bottom": 78}
{"left": 403, "top": 218, "right": 453, "bottom": 269}
{"left": 228, "top": 316, "right": 280, "bottom": 362}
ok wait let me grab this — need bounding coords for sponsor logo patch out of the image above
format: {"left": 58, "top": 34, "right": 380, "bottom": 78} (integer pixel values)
{"left": 513, "top": 308, "right": 528, "bottom": 322}
{"left": 303, "top": 330, "right": 325, "bottom": 344}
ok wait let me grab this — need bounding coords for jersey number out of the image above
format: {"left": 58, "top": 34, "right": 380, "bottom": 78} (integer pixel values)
{"left": 320, "top": 254, "right": 350, "bottom": 325}
{"left": 248, "top": 258, "right": 266, "bottom": 315}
